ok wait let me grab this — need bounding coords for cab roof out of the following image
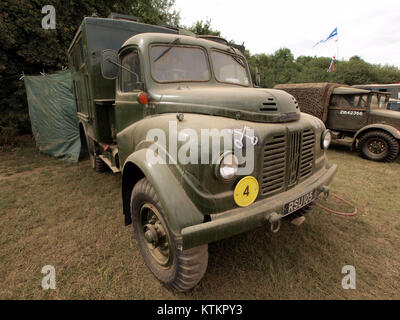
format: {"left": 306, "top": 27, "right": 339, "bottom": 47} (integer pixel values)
{"left": 121, "top": 32, "right": 243, "bottom": 56}
{"left": 333, "top": 87, "right": 370, "bottom": 95}
{"left": 333, "top": 87, "right": 392, "bottom": 95}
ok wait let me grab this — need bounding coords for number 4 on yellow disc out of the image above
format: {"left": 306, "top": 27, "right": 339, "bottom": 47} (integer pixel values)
{"left": 234, "top": 176, "right": 259, "bottom": 207}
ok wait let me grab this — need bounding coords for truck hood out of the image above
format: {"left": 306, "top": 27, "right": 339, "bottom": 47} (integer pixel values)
{"left": 149, "top": 87, "right": 300, "bottom": 123}
{"left": 370, "top": 109, "right": 400, "bottom": 120}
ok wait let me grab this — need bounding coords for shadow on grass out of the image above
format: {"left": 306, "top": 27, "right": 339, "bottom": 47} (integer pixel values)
{"left": 175, "top": 208, "right": 361, "bottom": 299}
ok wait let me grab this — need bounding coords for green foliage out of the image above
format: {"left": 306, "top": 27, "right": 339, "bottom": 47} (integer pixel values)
{"left": 0, "top": 0, "right": 180, "bottom": 136}
{"left": 188, "top": 19, "right": 220, "bottom": 36}
{"left": 249, "top": 49, "right": 400, "bottom": 89}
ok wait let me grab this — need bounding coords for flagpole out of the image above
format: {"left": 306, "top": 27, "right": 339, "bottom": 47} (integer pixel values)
{"left": 336, "top": 27, "right": 339, "bottom": 61}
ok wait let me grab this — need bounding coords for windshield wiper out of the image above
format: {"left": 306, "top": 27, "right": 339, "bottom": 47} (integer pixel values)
{"left": 228, "top": 45, "right": 245, "bottom": 68}
{"left": 153, "top": 38, "right": 180, "bottom": 63}
{"left": 232, "top": 55, "right": 245, "bottom": 68}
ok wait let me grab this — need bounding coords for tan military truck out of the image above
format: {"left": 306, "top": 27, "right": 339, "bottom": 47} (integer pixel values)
{"left": 275, "top": 83, "right": 400, "bottom": 162}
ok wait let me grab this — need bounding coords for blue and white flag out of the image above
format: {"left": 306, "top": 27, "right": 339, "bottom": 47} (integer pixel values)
{"left": 313, "top": 27, "right": 338, "bottom": 48}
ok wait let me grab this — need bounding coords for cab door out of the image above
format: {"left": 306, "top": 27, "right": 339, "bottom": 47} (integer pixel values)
{"left": 326, "top": 94, "right": 369, "bottom": 132}
{"left": 114, "top": 48, "right": 145, "bottom": 133}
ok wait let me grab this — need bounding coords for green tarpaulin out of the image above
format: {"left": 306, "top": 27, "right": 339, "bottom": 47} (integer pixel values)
{"left": 24, "top": 70, "right": 81, "bottom": 162}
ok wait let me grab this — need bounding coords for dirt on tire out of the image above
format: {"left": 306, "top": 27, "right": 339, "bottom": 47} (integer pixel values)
{"left": 130, "top": 177, "right": 208, "bottom": 292}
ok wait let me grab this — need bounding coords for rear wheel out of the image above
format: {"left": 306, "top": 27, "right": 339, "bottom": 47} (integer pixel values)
{"left": 90, "top": 154, "right": 107, "bottom": 172}
{"left": 87, "top": 136, "right": 107, "bottom": 172}
{"left": 357, "top": 130, "right": 399, "bottom": 162}
{"left": 79, "top": 128, "right": 89, "bottom": 161}
{"left": 130, "top": 178, "right": 208, "bottom": 292}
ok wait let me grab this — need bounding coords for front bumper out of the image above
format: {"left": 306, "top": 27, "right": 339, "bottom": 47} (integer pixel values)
{"left": 181, "top": 164, "right": 338, "bottom": 250}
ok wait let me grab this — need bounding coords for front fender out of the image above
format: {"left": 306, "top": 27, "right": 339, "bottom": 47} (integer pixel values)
{"left": 352, "top": 124, "right": 400, "bottom": 148}
{"left": 123, "top": 148, "right": 205, "bottom": 239}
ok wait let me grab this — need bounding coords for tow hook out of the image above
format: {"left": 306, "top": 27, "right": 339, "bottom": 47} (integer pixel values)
{"left": 319, "top": 185, "right": 330, "bottom": 200}
{"left": 268, "top": 212, "right": 281, "bottom": 233}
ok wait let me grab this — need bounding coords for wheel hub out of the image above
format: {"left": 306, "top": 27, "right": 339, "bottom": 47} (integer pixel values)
{"left": 144, "top": 224, "right": 158, "bottom": 244}
{"left": 368, "top": 139, "right": 386, "bottom": 154}
{"left": 144, "top": 222, "right": 167, "bottom": 246}
{"left": 139, "top": 204, "right": 171, "bottom": 267}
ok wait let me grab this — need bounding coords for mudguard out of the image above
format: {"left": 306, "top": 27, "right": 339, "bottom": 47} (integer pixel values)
{"left": 123, "top": 148, "right": 204, "bottom": 240}
{"left": 352, "top": 124, "right": 400, "bottom": 148}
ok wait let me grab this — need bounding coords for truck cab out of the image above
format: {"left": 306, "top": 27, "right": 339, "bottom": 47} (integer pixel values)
{"left": 69, "top": 16, "right": 337, "bottom": 292}
{"left": 326, "top": 87, "right": 400, "bottom": 161}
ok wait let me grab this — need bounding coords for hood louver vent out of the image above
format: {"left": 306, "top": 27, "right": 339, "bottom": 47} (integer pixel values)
{"left": 260, "top": 99, "right": 277, "bottom": 112}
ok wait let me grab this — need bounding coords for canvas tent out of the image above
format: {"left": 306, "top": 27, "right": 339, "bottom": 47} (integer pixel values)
{"left": 24, "top": 70, "right": 81, "bottom": 162}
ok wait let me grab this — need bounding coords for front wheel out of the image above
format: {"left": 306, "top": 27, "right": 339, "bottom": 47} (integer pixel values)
{"left": 130, "top": 178, "right": 208, "bottom": 292}
{"left": 357, "top": 130, "right": 399, "bottom": 162}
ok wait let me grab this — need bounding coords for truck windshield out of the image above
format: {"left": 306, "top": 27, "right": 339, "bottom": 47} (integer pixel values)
{"left": 151, "top": 45, "right": 210, "bottom": 82}
{"left": 210, "top": 50, "right": 250, "bottom": 86}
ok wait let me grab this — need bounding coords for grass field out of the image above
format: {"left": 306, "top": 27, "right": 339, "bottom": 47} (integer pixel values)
{"left": 0, "top": 141, "right": 399, "bottom": 300}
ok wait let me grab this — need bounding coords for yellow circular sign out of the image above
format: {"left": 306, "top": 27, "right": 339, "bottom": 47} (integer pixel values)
{"left": 234, "top": 176, "right": 259, "bottom": 207}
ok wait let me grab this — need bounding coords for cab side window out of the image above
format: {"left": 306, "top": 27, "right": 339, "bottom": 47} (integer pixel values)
{"left": 330, "top": 95, "right": 354, "bottom": 108}
{"left": 331, "top": 94, "right": 367, "bottom": 108}
{"left": 357, "top": 94, "right": 369, "bottom": 108}
{"left": 120, "top": 50, "right": 141, "bottom": 92}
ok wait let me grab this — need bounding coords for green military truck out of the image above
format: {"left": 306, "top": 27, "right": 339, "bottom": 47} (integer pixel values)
{"left": 69, "top": 15, "right": 337, "bottom": 291}
{"left": 275, "top": 83, "right": 400, "bottom": 162}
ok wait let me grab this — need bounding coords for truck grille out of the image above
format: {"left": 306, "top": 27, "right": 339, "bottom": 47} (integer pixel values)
{"left": 299, "top": 129, "right": 315, "bottom": 179}
{"left": 261, "top": 134, "right": 286, "bottom": 195}
{"left": 261, "top": 129, "right": 315, "bottom": 196}
{"left": 287, "top": 130, "right": 302, "bottom": 187}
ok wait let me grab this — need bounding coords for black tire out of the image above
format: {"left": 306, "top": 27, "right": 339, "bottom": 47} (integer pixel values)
{"left": 90, "top": 153, "right": 107, "bottom": 173}
{"left": 86, "top": 136, "right": 107, "bottom": 173}
{"left": 356, "top": 130, "right": 399, "bottom": 162}
{"left": 79, "top": 128, "right": 89, "bottom": 161}
{"left": 130, "top": 178, "right": 208, "bottom": 292}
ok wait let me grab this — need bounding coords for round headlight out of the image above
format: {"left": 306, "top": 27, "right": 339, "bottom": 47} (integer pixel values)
{"left": 219, "top": 153, "right": 238, "bottom": 181}
{"left": 321, "top": 130, "right": 332, "bottom": 149}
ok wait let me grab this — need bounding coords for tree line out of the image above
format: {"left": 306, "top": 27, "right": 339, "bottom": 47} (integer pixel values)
{"left": 193, "top": 20, "right": 400, "bottom": 88}
{"left": 0, "top": 0, "right": 179, "bottom": 137}
{"left": 1, "top": 1, "right": 400, "bottom": 138}
{"left": 246, "top": 49, "right": 400, "bottom": 89}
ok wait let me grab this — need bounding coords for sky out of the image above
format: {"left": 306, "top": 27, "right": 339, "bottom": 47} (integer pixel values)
{"left": 174, "top": 0, "right": 400, "bottom": 67}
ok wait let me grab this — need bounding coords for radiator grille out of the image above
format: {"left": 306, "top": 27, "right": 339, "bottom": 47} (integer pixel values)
{"left": 299, "top": 129, "right": 315, "bottom": 179}
{"left": 288, "top": 131, "right": 302, "bottom": 187}
{"left": 261, "top": 129, "right": 315, "bottom": 196}
{"left": 261, "top": 134, "right": 286, "bottom": 195}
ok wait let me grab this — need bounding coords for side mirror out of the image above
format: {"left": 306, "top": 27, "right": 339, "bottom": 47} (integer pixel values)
{"left": 101, "top": 49, "right": 118, "bottom": 79}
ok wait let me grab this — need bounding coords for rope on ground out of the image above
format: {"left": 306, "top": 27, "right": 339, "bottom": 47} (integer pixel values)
{"left": 315, "top": 192, "right": 358, "bottom": 216}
